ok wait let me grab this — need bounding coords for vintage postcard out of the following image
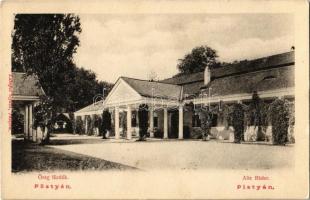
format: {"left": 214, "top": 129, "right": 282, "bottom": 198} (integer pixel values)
{"left": 1, "top": 0, "right": 309, "bottom": 199}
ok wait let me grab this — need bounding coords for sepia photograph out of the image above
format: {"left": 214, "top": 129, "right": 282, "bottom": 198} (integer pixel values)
{"left": 11, "top": 13, "right": 295, "bottom": 172}
{"left": 1, "top": 0, "right": 308, "bottom": 199}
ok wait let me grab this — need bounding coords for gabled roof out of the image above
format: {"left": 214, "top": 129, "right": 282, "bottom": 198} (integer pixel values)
{"left": 121, "top": 77, "right": 183, "bottom": 100}
{"left": 75, "top": 100, "right": 104, "bottom": 114}
{"left": 12, "top": 72, "right": 45, "bottom": 97}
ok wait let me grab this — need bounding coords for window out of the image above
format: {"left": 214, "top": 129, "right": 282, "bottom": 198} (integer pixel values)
{"left": 262, "top": 75, "right": 276, "bottom": 81}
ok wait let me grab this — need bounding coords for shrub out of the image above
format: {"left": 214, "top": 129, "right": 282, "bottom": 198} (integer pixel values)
{"left": 154, "top": 128, "right": 163, "bottom": 138}
{"left": 85, "top": 115, "right": 92, "bottom": 135}
{"left": 287, "top": 102, "right": 295, "bottom": 143}
{"left": 247, "top": 92, "right": 267, "bottom": 141}
{"left": 75, "top": 117, "right": 84, "bottom": 134}
{"left": 138, "top": 104, "right": 149, "bottom": 140}
{"left": 102, "top": 110, "right": 112, "bottom": 138}
{"left": 231, "top": 103, "right": 245, "bottom": 143}
{"left": 12, "top": 108, "right": 24, "bottom": 134}
{"left": 269, "top": 99, "right": 289, "bottom": 145}
{"left": 120, "top": 112, "right": 127, "bottom": 137}
{"left": 199, "top": 107, "right": 213, "bottom": 140}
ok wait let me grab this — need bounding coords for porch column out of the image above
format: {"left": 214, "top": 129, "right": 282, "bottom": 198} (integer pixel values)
{"left": 149, "top": 107, "right": 154, "bottom": 138}
{"left": 33, "top": 102, "right": 38, "bottom": 142}
{"left": 25, "top": 105, "right": 29, "bottom": 139}
{"left": 127, "top": 105, "right": 132, "bottom": 140}
{"left": 164, "top": 107, "right": 168, "bottom": 139}
{"left": 115, "top": 106, "right": 120, "bottom": 139}
{"left": 178, "top": 105, "right": 183, "bottom": 139}
{"left": 85, "top": 116, "right": 88, "bottom": 134}
{"left": 29, "top": 104, "right": 33, "bottom": 140}
{"left": 81, "top": 115, "right": 85, "bottom": 134}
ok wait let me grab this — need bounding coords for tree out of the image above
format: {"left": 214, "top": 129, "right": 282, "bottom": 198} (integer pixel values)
{"left": 176, "top": 45, "right": 218, "bottom": 75}
{"left": 33, "top": 96, "right": 54, "bottom": 144}
{"left": 12, "top": 14, "right": 82, "bottom": 143}
{"left": 11, "top": 14, "right": 113, "bottom": 142}
{"left": 68, "top": 67, "right": 113, "bottom": 111}
{"left": 12, "top": 14, "right": 81, "bottom": 108}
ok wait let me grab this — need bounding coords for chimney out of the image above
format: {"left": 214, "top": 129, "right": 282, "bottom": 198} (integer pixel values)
{"left": 204, "top": 66, "right": 211, "bottom": 85}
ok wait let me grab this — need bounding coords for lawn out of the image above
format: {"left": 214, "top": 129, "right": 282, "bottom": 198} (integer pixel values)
{"left": 12, "top": 139, "right": 136, "bottom": 172}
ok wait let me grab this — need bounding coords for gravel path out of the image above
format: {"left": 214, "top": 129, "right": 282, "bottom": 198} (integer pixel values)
{"left": 50, "top": 137, "right": 294, "bottom": 170}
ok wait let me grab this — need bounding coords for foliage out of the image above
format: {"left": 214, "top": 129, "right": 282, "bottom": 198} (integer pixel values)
{"left": 138, "top": 104, "right": 149, "bottom": 140}
{"left": 85, "top": 116, "right": 92, "bottom": 135}
{"left": 93, "top": 115, "right": 99, "bottom": 128}
{"left": 102, "top": 110, "right": 112, "bottom": 138}
{"left": 12, "top": 107, "right": 24, "bottom": 134}
{"left": 220, "top": 104, "right": 234, "bottom": 129}
{"left": 72, "top": 68, "right": 113, "bottom": 110}
{"left": 119, "top": 112, "right": 127, "bottom": 137}
{"left": 75, "top": 116, "right": 84, "bottom": 135}
{"left": 11, "top": 14, "right": 113, "bottom": 113}
{"left": 231, "top": 103, "right": 245, "bottom": 143}
{"left": 246, "top": 92, "right": 268, "bottom": 141}
{"left": 176, "top": 45, "right": 219, "bottom": 75}
{"left": 67, "top": 112, "right": 74, "bottom": 133}
{"left": 33, "top": 96, "right": 55, "bottom": 143}
{"left": 12, "top": 14, "right": 81, "bottom": 110}
{"left": 287, "top": 101, "right": 295, "bottom": 143}
{"left": 154, "top": 128, "right": 163, "bottom": 138}
{"left": 199, "top": 107, "right": 213, "bottom": 140}
{"left": 269, "top": 99, "right": 290, "bottom": 145}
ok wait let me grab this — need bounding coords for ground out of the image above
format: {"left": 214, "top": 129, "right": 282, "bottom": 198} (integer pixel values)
{"left": 12, "top": 134, "right": 294, "bottom": 172}
{"left": 12, "top": 138, "right": 135, "bottom": 172}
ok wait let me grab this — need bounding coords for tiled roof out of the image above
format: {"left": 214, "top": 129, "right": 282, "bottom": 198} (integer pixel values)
{"left": 211, "top": 51, "right": 294, "bottom": 79}
{"left": 75, "top": 100, "right": 104, "bottom": 114}
{"left": 12, "top": 72, "right": 45, "bottom": 97}
{"left": 121, "top": 77, "right": 182, "bottom": 100}
{"left": 161, "top": 51, "right": 294, "bottom": 85}
{"left": 161, "top": 72, "right": 204, "bottom": 85}
{"left": 203, "top": 65, "right": 294, "bottom": 97}
{"left": 182, "top": 81, "right": 205, "bottom": 97}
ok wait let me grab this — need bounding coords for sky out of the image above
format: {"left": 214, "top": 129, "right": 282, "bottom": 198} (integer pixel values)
{"left": 74, "top": 14, "right": 294, "bottom": 83}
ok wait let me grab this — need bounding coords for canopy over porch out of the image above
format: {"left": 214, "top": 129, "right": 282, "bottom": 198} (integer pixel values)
{"left": 103, "top": 77, "right": 185, "bottom": 140}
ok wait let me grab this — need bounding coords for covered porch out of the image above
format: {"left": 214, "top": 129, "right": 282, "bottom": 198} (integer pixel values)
{"left": 12, "top": 72, "right": 45, "bottom": 141}
{"left": 103, "top": 77, "right": 185, "bottom": 140}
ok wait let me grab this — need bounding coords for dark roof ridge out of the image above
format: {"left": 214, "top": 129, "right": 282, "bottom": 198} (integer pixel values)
{"left": 121, "top": 76, "right": 180, "bottom": 86}
{"left": 161, "top": 71, "right": 204, "bottom": 80}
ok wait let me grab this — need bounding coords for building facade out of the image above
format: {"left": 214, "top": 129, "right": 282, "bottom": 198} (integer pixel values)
{"left": 74, "top": 51, "right": 295, "bottom": 141}
{"left": 12, "top": 72, "right": 45, "bottom": 141}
